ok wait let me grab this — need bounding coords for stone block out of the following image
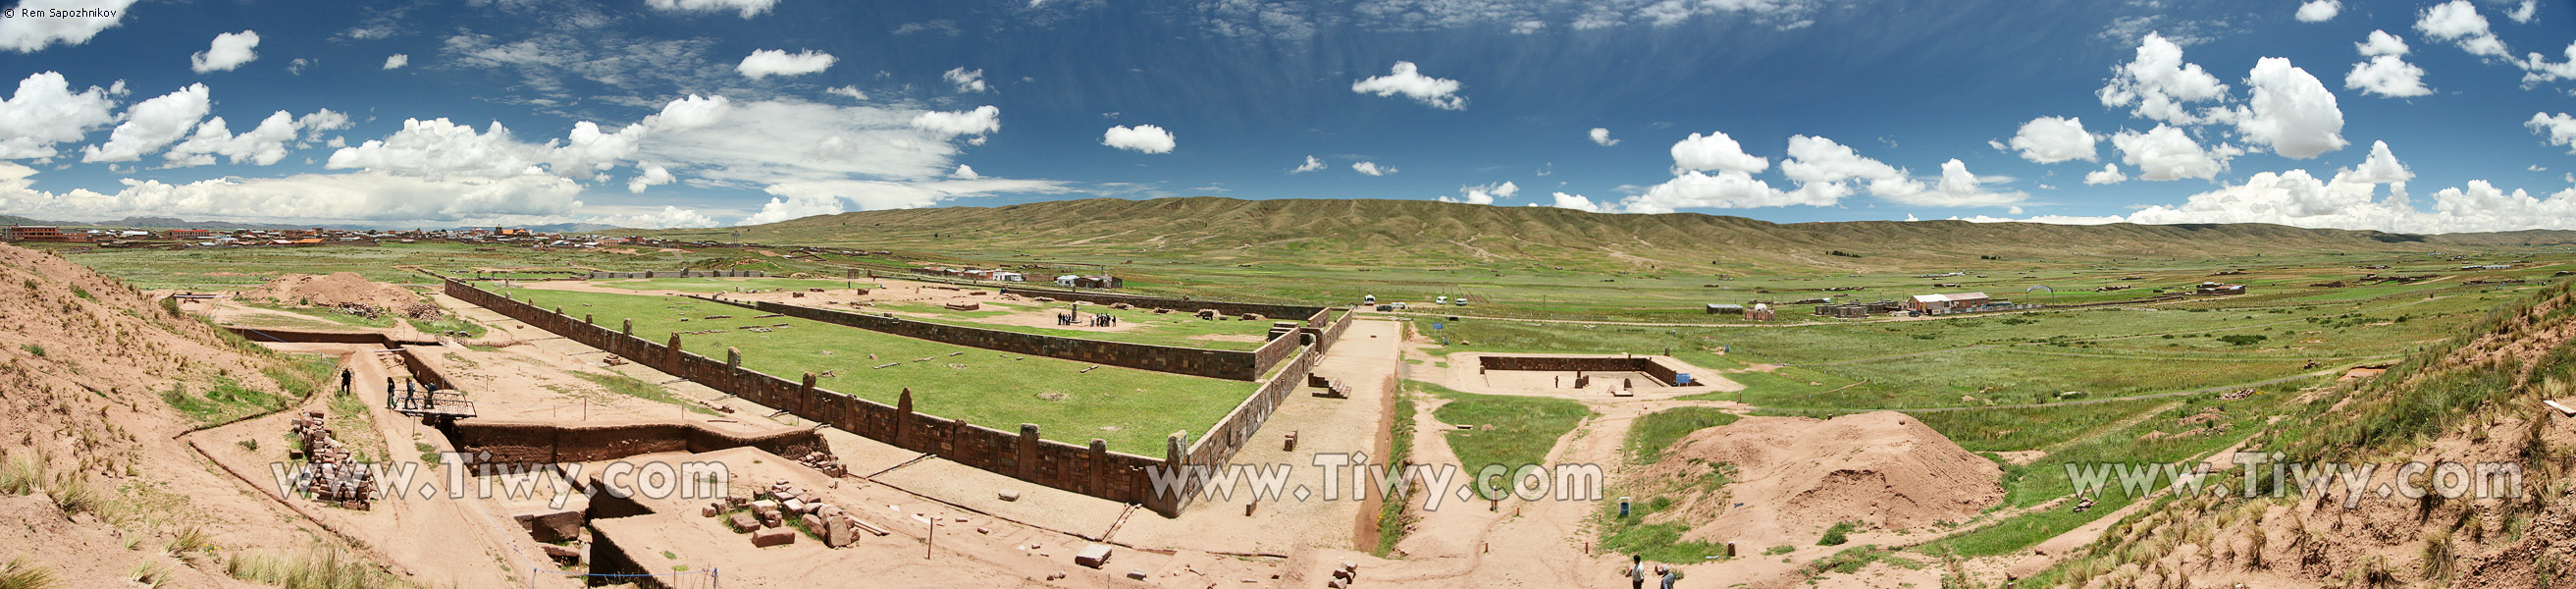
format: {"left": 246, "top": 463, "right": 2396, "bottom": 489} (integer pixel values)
{"left": 802, "top": 513, "right": 823, "bottom": 532}
{"left": 1075, "top": 544, "right": 1113, "bottom": 568}
{"left": 782, "top": 499, "right": 808, "bottom": 514}
{"left": 749, "top": 499, "right": 779, "bottom": 513}
{"left": 726, "top": 512, "right": 760, "bottom": 532}
{"left": 997, "top": 489, "right": 1021, "bottom": 502}
{"left": 751, "top": 527, "right": 797, "bottom": 547}
{"left": 541, "top": 544, "right": 580, "bottom": 562}
{"left": 825, "top": 518, "right": 859, "bottom": 548}
{"left": 1127, "top": 569, "right": 1148, "bottom": 580}
{"left": 511, "top": 509, "right": 584, "bottom": 544}
{"left": 701, "top": 504, "right": 718, "bottom": 517}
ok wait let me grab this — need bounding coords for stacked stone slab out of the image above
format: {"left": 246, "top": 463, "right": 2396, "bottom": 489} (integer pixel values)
{"left": 291, "top": 411, "right": 375, "bottom": 509}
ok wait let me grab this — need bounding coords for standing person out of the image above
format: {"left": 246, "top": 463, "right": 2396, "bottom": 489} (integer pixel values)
{"left": 340, "top": 368, "right": 352, "bottom": 394}
{"left": 1624, "top": 555, "right": 1647, "bottom": 589}
{"left": 385, "top": 378, "right": 396, "bottom": 408}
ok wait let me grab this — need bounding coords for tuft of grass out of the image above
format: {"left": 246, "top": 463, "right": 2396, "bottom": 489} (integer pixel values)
{"left": 16, "top": 345, "right": 39, "bottom": 358}
{"left": 45, "top": 476, "right": 97, "bottom": 515}
{"left": 1764, "top": 545, "right": 1795, "bottom": 556}
{"left": 167, "top": 526, "right": 215, "bottom": 556}
{"left": 1817, "top": 520, "right": 1857, "bottom": 546}
{"left": 128, "top": 562, "right": 169, "bottom": 588}
{"left": 223, "top": 543, "right": 409, "bottom": 589}
{"left": 0, "top": 556, "right": 60, "bottom": 589}
{"left": 0, "top": 453, "right": 41, "bottom": 496}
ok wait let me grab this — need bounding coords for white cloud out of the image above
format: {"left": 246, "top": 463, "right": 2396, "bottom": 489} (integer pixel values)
{"left": 627, "top": 163, "right": 673, "bottom": 192}
{"left": 2507, "top": 0, "right": 2537, "bottom": 24}
{"left": 2006, "top": 116, "right": 2097, "bottom": 163}
{"left": 2110, "top": 125, "right": 2236, "bottom": 181}
{"left": 2295, "top": 0, "right": 2340, "bottom": 23}
{"left": 652, "top": 94, "right": 732, "bottom": 131}
{"left": 287, "top": 58, "right": 311, "bottom": 76}
{"left": 1589, "top": 128, "right": 1619, "bottom": 146}
{"left": 0, "top": 0, "right": 140, "bottom": 53}
{"left": 736, "top": 49, "right": 835, "bottom": 80}
{"left": 1669, "top": 131, "right": 1767, "bottom": 174}
{"left": 1778, "top": 134, "right": 1920, "bottom": 199}
{"left": 0, "top": 161, "right": 589, "bottom": 224}
{"left": 383, "top": 54, "right": 409, "bottom": 70}
{"left": 2084, "top": 163, "right": 2129, "bottom": 185}
{"left": 943, "top": 68, "right": 987, "bottom": 93}
{"left": 2338, "top": 140, "right": 2413, "bottom": 185}
{"left": 1440, "top": 181, "right": 1518, "bottom": 205}
{"left": 1100, "top": 125, "right": 1175, "bottom": 153}
{"left": 190, "top": 30, "right": 260, "bottom": 74}
{"left": 293, "top": 109, "right": 349, "bottom": 143}
{"left": 163, "top": 110, "right": 298, "bottom": 167}
{"left": 910, "top": 105, "right": 1000, "bottom": 140}
{"left": 2417, "top": 0, "right": 2507, "bottom": 58}
{"left": 2233, "top": 57, "right": 2346, "bottom": 159}
{"left": 80, "top": 83, "right": 211, "bottom": 163}
{"left": 825, "top": 85, "right": 867, "bottom": 100}
{"left": 594, "top": 205, "right": 717, "bottom": 229}
{"left": 1549, "top": 191, "right": 1603, "bottom": 213}
{"left": 0, "top": 72, "right": 117, "bottom": 160}
{"left": 950, "top": 164, "right": 978, "bottom": 180}
{"left": 1291, "top": 155, "right": 1326, "bottom": 173}
{"left": 644, "top": 0, "right": 778, "bottom": 19}
{"left": 748, "top": 178, "right": 1076, "bottom": 224}
{"left": 2098, "top": 32, "right": 2233, "bottom": 125}
{"left": 2530, "top": 112, "right": 2576, "bottom": 153}
{"left": 1351, "top": 61, "right": 1465, "bottom": 110}
{"left": 739, "top": 193, "right": 841, "bottom": 225}
{"left": 2520, "top": 42, "right": 2576, "bottom": 85}
{"left": 2345, "top": 31, "right": 2432, "bottom": 98}
{"left": 1616, "top": 170, "right": 1818, "bottom": 213}
{"left": 1351, "top": 161, "right": 1393, "bottom": 176}
{"left": 1879, "top": 159, "right": 2025, "bottom": 207}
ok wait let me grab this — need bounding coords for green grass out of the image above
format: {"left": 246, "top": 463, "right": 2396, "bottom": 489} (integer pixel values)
{"left": 572, "top": 371, "right": 717, "bottom": 416}
{"left": 1624, "top": 407, "right": 1741, "bottom": 463}
{"left": 1372, "top": 391, "right": 1419, "bottom": 558}
{"left": 1816, "top": 520, "right": 1856, "bottom": 546}
{"left": 1418, "top": 381, "right": 1592, "bottom": 500}
{"left": 406, "top": 315, "right": 489, "bottom": 339}
{"left": 223, "top": 543, "right": 411, "bottom": 589}
{"left": 856, "top": 297, "right": 1279, "bottom": 350}
{"left": 0, "top": 555, "right": 60, "bottom": 589}
{"left": 243, "top": 302, "right": 401, "bottom": 329}
{"left": 1598, "top": 495, "right": 1732, "bottom": 563}
{"left": 594, "top": 277, "right": 882, "bottom": 294}
{"left": 493, "top": 287, "right": 1253, "bottom": 455}
{"left": 160, "top": 377, "right": 290, "bottom": 426}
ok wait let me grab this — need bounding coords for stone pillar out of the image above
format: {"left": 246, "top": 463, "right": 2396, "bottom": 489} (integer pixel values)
{"left": 1154, "top": 432, "right": 1189, "bottom": 517}
{"left": 622, "top": 318, "right": 633, "bottom": 336}
{"left": 666, "top": 333, "right": 683, "bottom": 366}
{"left": 1017, "top": 424, "right": 1041, "bottom": 481}
{"left": 584, "top": 313, "right": 593, "bottom": 325}
{"left": 799, "top": 372, "right": 817, "bottom": 416}
{"left": 894, "top": 388, "right": 915, "bottom": 449}
{"left": 727, "top": 348, "right": 741, "bottom": 370}
{"left": 1087, "top": 439, "right": 1110, "bottom": 496}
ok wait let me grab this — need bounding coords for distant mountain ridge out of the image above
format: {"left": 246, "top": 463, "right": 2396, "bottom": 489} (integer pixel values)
{"left": 638, "top": 197, "right": 2564, "bottom": 271}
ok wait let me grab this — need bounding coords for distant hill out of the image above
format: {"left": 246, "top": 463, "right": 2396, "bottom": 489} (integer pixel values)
{"left": 637, "top": 197, "right": 2526, "bottom": 272}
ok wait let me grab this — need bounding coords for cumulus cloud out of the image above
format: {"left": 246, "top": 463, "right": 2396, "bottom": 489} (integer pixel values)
{"left": 1778, "top": 134, "right": 1919, "bottom": 200}
{"left": 294, "top": 109, "right": 351, "bottom": 143}
{"left": 1351, "top": 61, "right": 1465, "bottom": 110}
{"left": 2530, "top": 112, "right": 2576, "bottom": 153}
{"left": 2507, "top": 0, "right": 2537, "bottom": 24}
{"left": 1291, "top": 155, "right": 1326, "bottom": 173}
{"left": 1549, "top": 191, "right": 1603, "bottom": 213}
{"left": 627, "top": 163, "right": 673, "bottom": 192}
{"left": 2339, "top": 140, "right": 2413, "bottom": 185}
{"left": 736, "top": 49, "right": 835, "bottom": 79}
{"left": 163, "top": 110, "right": 299, "bottom": 167}
{"left": 1670, "top": 131, "right": 1768, "bottom": 174}
{"left": 950, "top": 164, "right": 978, "bottom": 180}
{"left": 2098, "top": 32, "right": 2233, "bottom": 125}
{"left": 2521, "top": 43, "right": 2576, "bottom": 85}
{"left": 1351, "top": 161, "right": 1393, "bottom": 176}
{"left": 2084, "top": 163, "right": 2129, "bottom": 186}
{"left": 825, "top": 85, "right": 867, "bottom": 100}
{"left": 0, "top": 0, "right": 140, "bottom": 53}
{"left": 2345, "top": 30, "right": 2431, "bottom": 98}
{"left": 1100, "top": 125, "right": 1175, "bottom": 153}
{"left": 2417, "top": 0, "right": 2507, "bottom": 58}
{"left": 644, "top": 0, "right": 779, "bottom": 19}
{"left": 593, "top": 205, "right": 717, "bottom": 229}
{"left": 1439, "top": 181, "right": 1517, "bottom": 205}
{"left": 2111, "top": 125, "right": 2237, "bottom": 181}
{"left": 81, "top": 83, "right": 211, "bottom": 163}
{"left": 0, "top": 72, "right": 117, "bottom": 160}
{"left": 190, "top": 30, "right": 260, "bottom": 74}
{"left": 1879, "top": 159, "right": 2024, "bottom": 207}
{"left": 943, "top": 68, "right": 987, "bottom": 93}
{"left": 910, "top": 105, "right": 1000, "bottom": 140}
{"left": 1589, "top": 128, "right": 1618, "bottom": 146}
{"left": 2006, "top": 116, "right": 2097, "bottom": 163}
{"left": 1617, "top": 170, "right": 1815, "bottom": 213}
{"left": 2233, "top": 57, "right": 2347, "bottom": 159}
{"left": 2295, "top": 0, "right": 2340, "bottom": 23}
{"left": 0, "top": 161, "right": 589, "bottom": 225}
{"left": 383, "top": 54, "right": 408, "bottom": 70}
{"left": 746, "top": 178, "right": 1077, "bottom": 224}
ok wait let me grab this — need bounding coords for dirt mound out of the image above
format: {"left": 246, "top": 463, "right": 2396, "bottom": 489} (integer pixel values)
{"left": 240, "top": 272, "right": 436, "bottom": 318}
{"left": 1639, "top": 411, "right": 2002, "bottom": 544}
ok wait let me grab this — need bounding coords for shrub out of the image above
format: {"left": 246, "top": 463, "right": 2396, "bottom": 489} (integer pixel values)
{"left": 17, "top": 345, "right": 39, "bottom": 358}
{"left": 1818, "top": 521, "right": 1857, "bottom": 546}
{"left": 0, "top": 556, "right": 60, "bottom": 589}
{"left": 2216, "top": 334, "right": 2267, "bottom": 347}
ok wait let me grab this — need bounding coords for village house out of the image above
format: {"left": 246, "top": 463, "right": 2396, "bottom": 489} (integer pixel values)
{"left": 1903, "top": 292, "right": 1991, "bottom": 313}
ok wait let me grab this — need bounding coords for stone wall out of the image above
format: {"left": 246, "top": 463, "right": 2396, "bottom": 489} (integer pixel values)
{"left": 710, "top": 297, "right": 1272, "bottom": 381}
{"left": 1160, "top": 310, "right": 1356, "bottom": 512}
{"left": 999, "top": 287, "right": 1326, "bottom": 324}
{"left": 451, "top": 419, "right": 828, "bottom": 465}
{"left": 1474, "top": 355, "right": 1698, "bottom": 387}
{"left": 445, "top": 280, "right": 1181, "bottom": 513}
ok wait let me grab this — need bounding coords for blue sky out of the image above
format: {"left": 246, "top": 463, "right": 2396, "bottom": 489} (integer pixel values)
{"left": 0, "top": 0, "right": 2571, "bottom": 233}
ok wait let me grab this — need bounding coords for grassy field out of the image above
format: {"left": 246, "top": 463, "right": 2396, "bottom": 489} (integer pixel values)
{"left": 491, "top": 287, "right": 1252, "bottom": 454}
{"left": 1624, "top": 407, "right": 1742, "bottom": 463}
{"left": 593, "top": 277, "right": 883, "bottom": 294}
{"left": 1417, "top": 381, "right": 1593, "bottom": 501}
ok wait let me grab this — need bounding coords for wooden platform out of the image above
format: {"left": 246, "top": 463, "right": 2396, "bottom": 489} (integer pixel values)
{"left": 391, "top": 390, "right": 477, "bottom": 418}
